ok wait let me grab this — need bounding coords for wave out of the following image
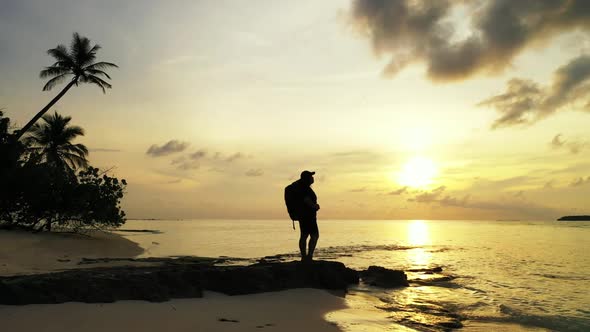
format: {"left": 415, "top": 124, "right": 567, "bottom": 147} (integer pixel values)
{"left": 531, "top": 273, "right": 589, "bottom": 281}
{"left": 466, "top": 304, "right": 590, "bottom": 332}
{"left": 260, "top": 243, "right": 456, "bottom": 263}
{"left": 369, "top": 292, "right": 589, "bottom": 332}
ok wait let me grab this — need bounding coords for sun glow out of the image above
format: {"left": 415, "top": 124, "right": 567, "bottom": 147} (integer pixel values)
{"left": 397, "top": 156, "right": 438, "bottom": 188}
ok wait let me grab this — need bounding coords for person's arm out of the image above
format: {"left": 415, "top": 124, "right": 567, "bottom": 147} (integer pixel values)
{"left": 303, "top": 196, "right": 320, "bottom": 211}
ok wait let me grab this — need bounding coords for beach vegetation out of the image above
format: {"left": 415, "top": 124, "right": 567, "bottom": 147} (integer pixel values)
{"left": 0, "top": 111, "right": 126, "bottom": 232}
{"left": 24, "top": 112, "right": 89, "bottom": 172}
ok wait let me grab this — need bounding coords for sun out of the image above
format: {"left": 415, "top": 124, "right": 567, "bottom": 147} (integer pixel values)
{"left": 397, "top": 156, "right": 438, "bottom": 188}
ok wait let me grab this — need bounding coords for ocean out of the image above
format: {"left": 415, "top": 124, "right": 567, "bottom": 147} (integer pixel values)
{"left": 118, "top": 219, "right": 590, "bottom": 331}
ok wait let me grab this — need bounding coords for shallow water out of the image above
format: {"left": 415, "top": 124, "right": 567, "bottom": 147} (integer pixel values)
{"left": 118, "top": 219, "right": 590, "bottom": 331}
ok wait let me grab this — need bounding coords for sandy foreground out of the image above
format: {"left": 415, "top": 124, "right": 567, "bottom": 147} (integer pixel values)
{"left": 0, "top": 230, "right": 145, "bottom": 276}
{"left": 0, "top": 289, "right": 345, "bottom": 332}
{"left": 0, "top": 231, "right": 350, "bottom": 331}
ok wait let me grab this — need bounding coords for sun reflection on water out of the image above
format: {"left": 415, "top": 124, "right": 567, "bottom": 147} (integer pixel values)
{"left": 407, "top": 220, "right": 432, "bottom": 268}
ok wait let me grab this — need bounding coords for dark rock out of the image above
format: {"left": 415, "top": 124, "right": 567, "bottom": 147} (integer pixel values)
{"left": 0, "top": 260, "right": 358, "bottom": 305}
{"left": 407, "top": 266, "right": 443, "bottom": 273}
{"left": 361, "top": 266, "right": 409, "bottom": 288}
{"left": 437, "top": 320, "right": 463, "bottom": 329}
{"left": 201, "top": 260, "right": 358, "bottom": 295}
{"left": 557, "top": 215, "right": 590, "bottom": 221}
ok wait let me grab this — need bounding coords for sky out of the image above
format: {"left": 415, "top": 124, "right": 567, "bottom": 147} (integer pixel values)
{"left": 1, "top": 0, "right": 589, "bottom": 220}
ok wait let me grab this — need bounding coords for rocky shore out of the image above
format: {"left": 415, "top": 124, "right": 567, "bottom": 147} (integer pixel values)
{"left": 0, "top": 257, "right": 412, "bottom": 305}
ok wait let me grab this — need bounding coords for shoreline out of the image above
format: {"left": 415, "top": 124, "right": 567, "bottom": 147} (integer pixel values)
{"left": 0, "top": 228, "right": 459, "bottom": 331}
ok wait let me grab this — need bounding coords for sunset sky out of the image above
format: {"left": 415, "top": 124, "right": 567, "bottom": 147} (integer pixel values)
{"left": 2, "top": 0, "right": 589, "bottom": 220}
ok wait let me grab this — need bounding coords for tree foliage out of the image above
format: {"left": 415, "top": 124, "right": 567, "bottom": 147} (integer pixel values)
{"left": 16, "top": 33, "right": 118, "bottom": 140}
{"left": 0, "top": 111, "right": 126, "bottom": 232}
{"left": 41, "top": 32, "right": 118, "bottom": 93}
{"left": 24, "top": 112, "right": 89, "bottom": 171}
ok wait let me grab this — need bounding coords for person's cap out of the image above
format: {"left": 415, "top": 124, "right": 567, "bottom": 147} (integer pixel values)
{"left": 300, "top": 170, "right": 316, "bottom": 178}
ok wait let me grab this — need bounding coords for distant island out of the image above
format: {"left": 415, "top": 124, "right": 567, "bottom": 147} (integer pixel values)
{"left": 557, "top": 215, "right": 590, "bottom": 221}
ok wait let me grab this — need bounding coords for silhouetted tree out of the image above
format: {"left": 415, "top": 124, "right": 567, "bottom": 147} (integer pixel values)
{"left": 0, "top": 110, "right": 26, "bottom": 226}
{"left": 1, "top": 112, "right": 126, "bottom": 232}
{"left": 24, "top": 112, "right": 89, "bottom": 172}
{"left": 16, "top": 33, "right": 118, "bottom": 139}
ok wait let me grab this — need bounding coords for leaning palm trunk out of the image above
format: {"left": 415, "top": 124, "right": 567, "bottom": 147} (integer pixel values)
{"left": 15, "top": 77, "right": 78, "bottom": 140}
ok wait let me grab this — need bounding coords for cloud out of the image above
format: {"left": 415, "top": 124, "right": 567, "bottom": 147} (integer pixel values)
{"left": 349, "top": 0, "right": 590, "bottom": 81}
{"left": 171, "top": 149, "right": 207, "bottom": 170}
{"left": 225, "top": 152, "right": 245, "bottom": 163}
{"left": 211, "top": 152, "right": 247, "bottom": 163}
{"left": 570, "top": 176, "right": 590, "bottom": 187}
{"left": 479, "top": 55, "right": 590, "bottom": 128}
{"left": 550, "top": 134, "right": 566, "bottom": 148}
{"left": 550, "top": 134, "right": 588, "bottom": 154}
{"left": 407, "top": 185, "right": 558, "bottom": 218}
{"left": 146, "top": 140, "right": 189, "bottom": 157}
{"left": 189, "top": 149, "right": 207, "bottom": 160}
{"left": 408, "top": 186, "right": 468, "bottom": 206}
{"left": 350, "top": 187, "right": 366, "bottom": 192}
{"left": 171, "top": 157, "right": 200, "bottom": 170}
{"left": 388, "top": 187, "right": 407, "bottom": 195}
{"left": 169, "top": 149, "right": 251, "bottom": 171}
{"left": 245, "top": 169, "right": 264, "bottom": 177}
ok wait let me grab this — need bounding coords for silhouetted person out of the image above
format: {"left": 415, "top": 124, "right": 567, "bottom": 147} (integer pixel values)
{"left": 286, "top": 170, "right": 320, "bottom": 262}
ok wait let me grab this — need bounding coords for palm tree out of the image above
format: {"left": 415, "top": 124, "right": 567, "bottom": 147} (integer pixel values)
{"left": 24, "top": 112, "right": 89, "bottom": 171}
{"left": 16, "top": 33, "right": 118, "bottom": 140}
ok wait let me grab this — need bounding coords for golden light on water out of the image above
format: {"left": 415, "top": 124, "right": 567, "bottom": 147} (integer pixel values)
{"left": 397, "top": 156, "right": 438, "bottom": 188}
{"left": 407, "top": 220, "right": 432, "bottom": 267}
{"left": 407, "top": 220, "right": 430, "bottom": 246}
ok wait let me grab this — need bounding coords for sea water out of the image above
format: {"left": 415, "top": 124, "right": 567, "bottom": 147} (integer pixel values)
{"left": 118, "top": 219, "right": 590, "bottom": 331}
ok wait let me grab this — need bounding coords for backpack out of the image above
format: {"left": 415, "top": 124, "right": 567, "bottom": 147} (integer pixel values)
{"left": 284, "top": 182, "right": 300, "bottom": 229}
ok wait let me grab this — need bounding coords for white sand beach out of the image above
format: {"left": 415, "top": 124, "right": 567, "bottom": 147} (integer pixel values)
{"left": 0, "top": 230, "right": 144, "bottom": 276}
{"left": 0, "top": 289, "right": 346, "bottom": 332}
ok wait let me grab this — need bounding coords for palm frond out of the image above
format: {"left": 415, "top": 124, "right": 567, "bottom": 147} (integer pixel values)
{"left": 71, "top": 33, "right": 88, "bottom": 62}
{"left": 60, "top": 143, "right": 89, "bottom": 158}
{"left": 71, "top": 33, "right": 99, "bottom": 67}
{"left": 84, "top": 61, "right": 118, "bottom": 70}
{"left": 25, "top": 111, "right": 89, "bottom": 171}
{"left": 61, "top": 126, "right": 85, "bottom": 142}
{"left": 60, "top": 150, "right": 89, "bottom": 169}
{"left": 42, "top": 74, "right": 72, "bottom": 91}
{"left": 46, "top": 45, "right": 74, "bottom": 66}
{"left": 40, "top": 66, "right": 72, "bottom": 79}
{"left": 85, "top": 75, "right": 112, "bottom": 93}
{"left": 26, "top": 122, "right": 50, "bottom": 143}
{"left": 42, "top": 112, "right": 70, "bottom": 125}
{"left": 88, "top": 44, "right": 102, "bottom": 55}
{"left": 85, "top": 69, "right": 112, "bottom": 80}
{"left": 22, "top": 135, "right": 43, "bottom": 147}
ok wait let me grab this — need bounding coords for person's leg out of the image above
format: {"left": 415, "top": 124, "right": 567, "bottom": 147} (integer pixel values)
{"left": 298, "top": 220, "right": 310, "bottom": 260}
{"left": 299, "top": 233, "right": 308, "bottom": 260}
{"left": 307, "top": 220, "right": 319, "bottom": 260}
